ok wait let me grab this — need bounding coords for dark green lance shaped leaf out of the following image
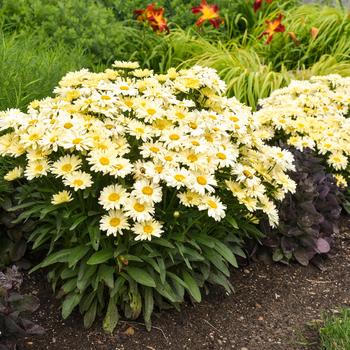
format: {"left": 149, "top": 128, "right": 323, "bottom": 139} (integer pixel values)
{"left": 182, "top": 271, "right": 201, "bottom": 302}
{"left": 213, "top": 240, "right": 238, "bottom": 267}
{"left": 62, "top": 292, "right": 81, "bottom": 319}
{"left": 98, "top": 264, "right": 114, "bottom": 289}
{"left": 67, "top": 245, "right": 90, "bottom": 268}
{"left": 126, "top": 267, "right": 156, "bottom": 288}
{"left": 143, "top": 287, "right": 154, "bottom": 331}
{"left": 103, "top": 296, "right": 119, "bottom": 334}
{"left": 86, "top": 248, "right": 114, "bottom": 265}
{"left": 30, "top": 249, "right": 71, "bottom": 272}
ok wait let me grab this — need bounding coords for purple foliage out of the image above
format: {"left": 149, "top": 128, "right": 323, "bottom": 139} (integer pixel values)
{"left": 260, "top": 148, "right": 343, "bottom": 265}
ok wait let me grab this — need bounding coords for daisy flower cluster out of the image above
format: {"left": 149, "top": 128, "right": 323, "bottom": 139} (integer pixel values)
{"left": 0, "top": 61, "right": 295, "bottom": 240}
{"left": 255, "top": 74, "right": 350, "bottom": 187}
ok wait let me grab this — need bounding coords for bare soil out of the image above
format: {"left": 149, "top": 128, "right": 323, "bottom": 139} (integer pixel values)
{"left": 13, "top": 223, "right": 350, "bottom": 350}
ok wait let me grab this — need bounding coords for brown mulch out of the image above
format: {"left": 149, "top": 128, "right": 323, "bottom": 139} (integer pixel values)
{"left": 14, "top": 223, "right": 350, "bottom": 350}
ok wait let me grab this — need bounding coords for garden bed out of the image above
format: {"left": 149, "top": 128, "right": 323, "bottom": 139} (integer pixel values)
{"left": 18, "top": 220, "right": 350, "bottom": 350}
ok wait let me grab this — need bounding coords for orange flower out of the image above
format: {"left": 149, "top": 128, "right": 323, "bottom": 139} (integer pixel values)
{"left": 134, "top": 3, "right": 169, "bottom": 33}
{"left": 191, "top": 0, "right": 224, "bottom": 28}
{"left": 310, "top": 27, "right": 319, "bottom": 40}
{"left": 258, "top": 14, "right": 285, "bottom": 44}
{"left": 288, "top": 32, "right": 300, "bottom": 45}
{"left": 253, "top": 0, "right": 273, "bottom": 12}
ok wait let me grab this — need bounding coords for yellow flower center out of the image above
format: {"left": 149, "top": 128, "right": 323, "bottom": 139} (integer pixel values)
{"left": 29, "top": 133, "right": 40, "bottom": 141}
{"left": 134, "top": 203, "right": 145, "bottom": 212}
{"left": 205, "top": 134, "right": 213, "bottom": 142}
{"left": 35, "top": 164, "right": 44, "bottom": 172}
{"left": 187, "top": 154, "right": 198, "bottom": 162}
{"left": 135, "top": 127, "right": 144, "bottom": 134}
{"left": 207, "top": 200, "right": 218, "bottom": 209}
{"left": 230, "top": 116, "right": 239, "bottom": 122}
{"left": 62, "top": 164, "right": 72, "bottom": 172}
{"left": 99, "top": 157, "right": 110, "bottom": 166}
{"left": 120, "top": 85, "right": 129, "bottom": 91}
{"left": 150, "top": 146, "right": 160, "bottom": 153}
{"left": 142, "top": 186, "right": 153, "bottom": 196}
{"left": 115, "top": 164, "right": 124, "bottom": 170}
{"left": 73, "top": 179, "right": 84, "bottom": 187}
{"left": 169, "top": 134, "right": 180, "bottom": 141}
{"left": 155, "top": 165, "right": 163, "bottom": 173}
{"left": 175, "top": 174, "right": 185, "bottom": 182}
{"left": 164, "top": 155, "right": 173, "bottom": 162}
{"left": 175, "top": 112, "right": 185, "bottom": 119}
{"left": 196, "top": 176, "right": 207, "bottom": 185}
{"left": 108, "top": 193, "right": 120, "bottom": 202}
{"left": 147, "top": 108, "right": 156, "bottom": 116}
{"left": 243, "top": 170, "right": 253, "bottom": 178}
{"left": 110, "top": 217, "right": 121, "bottom": 227}
{"left": 189, "top": 122, "right": 198, "bottom": 129}
{"left": 73, "top": 138, "right": 82, "bottom": 145}
{"left": 217, "top": 152, "right": 227, "bottom": 160}
{"left": 64, "top": 122, "right": 73, "bottom": 129}
{"left": 101, "top": 95, "right": 111, "bottom": 100}
{"left": 105, "top": 124, "right": 114, "bottom": 130}
{"left": 191, "top": 140, "right": 200, "bottom": 146}
{"left": 143, "top": 225, "right": 154, "bottom": 234}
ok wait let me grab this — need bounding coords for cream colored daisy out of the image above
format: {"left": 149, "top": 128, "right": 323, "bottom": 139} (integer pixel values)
{"left": 100, "top": 210, "right": 130, "bottom": 236}
{"left": 4, "top": 166, "right": 23, "bottom": 181}
{"left": 198, "top": 195, "right": 226, "bottom": 221}
{"left": 99, "top": 184, "right": 128, "bottom": 210}
{"left": 24, "top": 158, "right": 50, "bottom": 180}
{"left": 177, "top": 191, "right": 202, "bottom": 207}
{"left": 132, "top": 180, "right": 162, "bottom": 204}
{"left": 51, "top": 155, "right": 82, "bottom": 177}
{"left": 124, "top": 196, "right": 154, "bottom": 222}
{"left": 132, "top": 220, "right": 163, "bottom": 241}
{"left": 51, "top": 190, "right": 73, "bottom": 205}
{"left": 63, "top": 171, "right": 93, "bottom": 191}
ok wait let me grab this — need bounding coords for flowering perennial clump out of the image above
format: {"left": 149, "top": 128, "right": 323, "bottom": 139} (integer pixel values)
{"left": 254, "top": 74, "right": 350, "bottom": 186}
{"left": 0, "top": 62, "right": 295, "bottom": 239}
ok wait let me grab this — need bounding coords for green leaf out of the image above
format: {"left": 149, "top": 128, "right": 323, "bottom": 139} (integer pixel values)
{"left": 30, "top": 249, "right": 71, "bottom": 272}
{"left": 226, "top": 215, "right": 239, "bottom": 229}
{"left": 203, "top": 247, "right": 230, "bottom": 277}
{"left": 77, "top": 264, "right": 97, "bottom": 292}
{"left": 67, "top": 245, "right": 90, "bottom": 268}
{"left": 84, "top": 299, "right": 97, "bottom": 328}
{"left": 87, "top": 224, "right": 100, "bottom": 251}
{"left": 157, "top": 257, "right": 166, "bottom": 284}
{"left": 87, "top": 248, "right": 114, "bottom": 265}
{"left": 213, "top": 240, "right": 238, "bottom": 268}
{"left": 182, "top": 271, "right": 201, "bottom": 303}
{"left": 61, "top": 278, "right": 78, "bottom": 294}
{"left": 69, "top": 215, "right": 87, "bottom": 231}
{"left": 143, "top": 287, "right": 154, "bottom": 331}
{"left": 98, "top": 264, "right": 115, "bottom": 289}
{"left": 103, "top": 297, "right": 119, "bottom": 334}
{"left": 62, "top": 292, "right": 81, "bottom": 319}
{"left": 126, "top": 267, "right": 156, "bottom": 288}
{"left": 151, "top": 238, "right": 175, "bottom": 249}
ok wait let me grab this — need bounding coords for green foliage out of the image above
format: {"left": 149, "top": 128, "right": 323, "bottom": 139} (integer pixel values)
{"left": 319, "top": 309, "right": 350, "bottom": 350}
{"left": 0, "top": 266, "right": 44, "bottom": 347}
{"left": 0, "top": 31, "right": 96, "bottom": 111}
{"left": 0, "top": 0, "right": 139, "bottom": 63}
{"left": 12, "top": 181, "right": 256, "bottom": 333}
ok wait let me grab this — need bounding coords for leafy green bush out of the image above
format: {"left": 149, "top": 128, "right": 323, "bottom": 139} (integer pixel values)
{"left": 0, "top": 0, "right": 139, "bottom": 63}
{"left": 0, "top": 31, "right": 97, "bottom": 111}
{"left": 0, "top": 62, "right": 295, "bottom": 331}
{"left": 260, "top": 148, "right": 343, "bottom": 265}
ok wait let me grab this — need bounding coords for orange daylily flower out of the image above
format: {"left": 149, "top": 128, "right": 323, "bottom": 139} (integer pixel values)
{"left": 288, "top": 32, "right": 300, "bottom": 46}
{"left": 192, "top": 0, "right": 224, "bottom": 28}
{"left": 253, "top": 0, "right": 273, "bottom": 12}
{"left": 258, "top": 14, "right": 285, "bottom": 44}
{"left": 134, "top": 3, "right": 169, "bottom": 33}
{"left": 310, "top": 27, "right": 319, "bottom": 40}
